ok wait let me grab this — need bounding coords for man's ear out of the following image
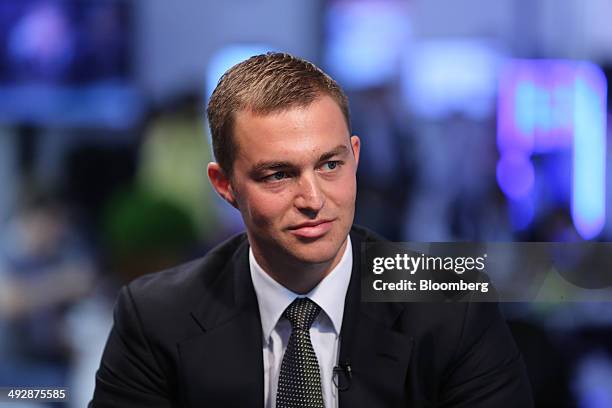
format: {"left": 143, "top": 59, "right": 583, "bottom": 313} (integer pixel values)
{"left": 350, "top": 135, "right": 361, "bottom": 169}
{"left": 207, "top": 162, "right": 238, "bottom": 208}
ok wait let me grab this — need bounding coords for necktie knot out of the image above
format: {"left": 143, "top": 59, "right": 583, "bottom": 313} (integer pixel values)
{"left": 283, "top": 297, "right": 321, "bottom": 331}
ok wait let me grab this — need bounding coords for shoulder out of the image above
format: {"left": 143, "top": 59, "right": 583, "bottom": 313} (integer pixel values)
{"left": 117, "top": 232, "right": 248, "bottom": 335}
{"left": 128, "top": 232, "right": 246, "bottom": 295}
{"left": 128, "top": 233, "right": 247, "bottom": 290}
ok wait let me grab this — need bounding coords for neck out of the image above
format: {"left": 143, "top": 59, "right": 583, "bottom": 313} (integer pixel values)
{"left": 251, "top": 238, "right": 348, "bottom": 294}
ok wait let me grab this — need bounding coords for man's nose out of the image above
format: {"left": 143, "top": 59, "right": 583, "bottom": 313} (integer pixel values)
{"left": 294, "top": 174, "right": 325, "bottom": 215}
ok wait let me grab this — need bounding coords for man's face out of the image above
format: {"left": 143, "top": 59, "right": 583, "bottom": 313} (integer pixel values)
{"left": 228, "top": 95, "right": 360, "bottom": 267}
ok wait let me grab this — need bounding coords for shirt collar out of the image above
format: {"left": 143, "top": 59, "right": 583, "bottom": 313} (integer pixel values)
{"left": 249, "top": 236, "right": 353, "bottom": 344}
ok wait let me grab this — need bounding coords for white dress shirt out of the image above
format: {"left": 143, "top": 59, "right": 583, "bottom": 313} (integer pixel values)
{"left": 249, "top": 236, "right": 353, "bottom": 408}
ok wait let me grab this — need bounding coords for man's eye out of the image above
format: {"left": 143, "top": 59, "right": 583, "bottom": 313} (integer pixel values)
{"left": 264, "top": 171, "right": 288, "bottom": 182}
{"left": 322, "top": 161, "right": 341, "bottom": 171}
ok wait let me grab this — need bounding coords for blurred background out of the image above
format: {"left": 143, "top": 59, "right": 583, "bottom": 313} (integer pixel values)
{"left": 0, "top": 0, "right": 611, "bottom": 406}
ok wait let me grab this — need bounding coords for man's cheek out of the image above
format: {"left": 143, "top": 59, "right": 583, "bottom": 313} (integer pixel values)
{"left": 333, "top": 185, "right": 357, "bottom": 206}
{"left": 248, "top": 203, "right": 280, "bottom": 227}
{"left": 249, "top": 209, "right": 270, "bottom": 227}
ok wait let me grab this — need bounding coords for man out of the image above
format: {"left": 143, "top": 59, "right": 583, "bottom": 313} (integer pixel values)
{"left": 91, "top": 53, "right": 532, "bottom": 407}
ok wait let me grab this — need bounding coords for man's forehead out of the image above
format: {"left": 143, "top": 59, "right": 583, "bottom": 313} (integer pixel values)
{"left": 233, "top": 95, "right": 348, "bottom": 132}
{"left": 232, "top": 96, "right": 350, "bottom": 164}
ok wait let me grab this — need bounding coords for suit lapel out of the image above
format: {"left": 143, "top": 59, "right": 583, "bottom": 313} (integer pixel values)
{"left": 179, "top": 240, "right": 265, "bottom": 408}
{"left": 337, "top": 230, "right": 414, "bottom": 408}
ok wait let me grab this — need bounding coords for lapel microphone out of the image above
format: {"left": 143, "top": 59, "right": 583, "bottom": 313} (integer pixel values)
{"left": 333, "top": 361, "right": 352, "bottom": 391}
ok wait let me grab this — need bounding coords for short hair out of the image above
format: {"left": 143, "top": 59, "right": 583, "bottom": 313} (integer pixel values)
{"left": 207, "top": 52, "right": 351, "bottom": 176}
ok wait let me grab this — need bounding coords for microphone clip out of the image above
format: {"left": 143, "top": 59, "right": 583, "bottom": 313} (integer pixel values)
{"left": 333, "top": 361, "right": 352, "bottom": 391}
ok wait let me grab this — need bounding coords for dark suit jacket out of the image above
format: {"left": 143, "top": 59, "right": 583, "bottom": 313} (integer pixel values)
{"left": 91, "top": 226, "right": 533, "bottom": 407}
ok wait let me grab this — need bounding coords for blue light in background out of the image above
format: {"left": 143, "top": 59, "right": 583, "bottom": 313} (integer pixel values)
{"left": 514, "top": 81, "right": 573, "bottom": 142}
{"left": 497, "top": 60, "right": 607, "bottom": 239}
{"left": 572, "top": 65, "right": 607, "bottom": 240}
{"left": 515, "top": 82, "right": 536, "bottom": 135}
{"left": 405, "top": 39, "right": 502, "bottom": 120}
{"left": 496, "top": 151, "right": 535, "bottom": 199}
{"left": 324, "top": 0, "right": 411, "bottom": 90}
{"left": 508, "top": 196, "right": 535, "bottom": 231}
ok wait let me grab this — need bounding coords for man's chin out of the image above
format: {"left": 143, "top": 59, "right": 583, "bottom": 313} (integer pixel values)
{"left": 284, "top": 238, "right": 347, "bottom": 266}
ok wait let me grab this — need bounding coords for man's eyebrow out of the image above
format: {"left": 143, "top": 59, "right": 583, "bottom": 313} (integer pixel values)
{"left": 318, "top": 145, "right": 349, "bottom": 162}
{"left": 251, "top": 161, "right": 293, "bottom": 174}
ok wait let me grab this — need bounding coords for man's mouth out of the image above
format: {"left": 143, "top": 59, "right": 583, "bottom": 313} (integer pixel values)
{"left": 288, "top": 219, "right": 335, "bottom": 239}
